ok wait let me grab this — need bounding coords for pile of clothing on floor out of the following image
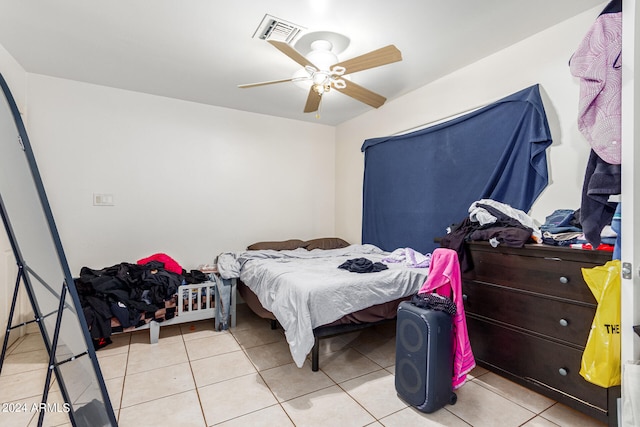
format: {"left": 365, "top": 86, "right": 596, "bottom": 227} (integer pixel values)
{"left": 74, "top": 253, "right": 208, "bottom": 349}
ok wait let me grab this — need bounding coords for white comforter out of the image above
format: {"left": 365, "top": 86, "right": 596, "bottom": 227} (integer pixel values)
{"left": 217, "top": 244, "right": 429, "bottom": 367}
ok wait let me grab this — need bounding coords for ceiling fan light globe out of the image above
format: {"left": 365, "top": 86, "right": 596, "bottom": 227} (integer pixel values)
{"left": 312, "top": 72, "right": 329, "bottom": 85}
{"left": 312, "top": 84, "right": 325, "bottom": 95}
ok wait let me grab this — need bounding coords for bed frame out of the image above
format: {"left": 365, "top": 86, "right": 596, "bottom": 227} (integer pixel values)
{"left": 237, "top": 280, "right": 403, "bottom": 371}
{"left": 112, "top": 276, "right": 237, "bottom": 343}
{"left": 310, "top": 318, "right": 397, "bottom": 371}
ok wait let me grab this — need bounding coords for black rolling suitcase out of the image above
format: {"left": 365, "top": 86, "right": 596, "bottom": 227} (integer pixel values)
{"left": 395, "top": 300, "right": 457, "bottom": 413}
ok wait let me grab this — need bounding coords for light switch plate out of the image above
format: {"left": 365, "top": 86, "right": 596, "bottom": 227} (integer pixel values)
{"left": 93, "top": 193, "right": 114, "bottom": 206}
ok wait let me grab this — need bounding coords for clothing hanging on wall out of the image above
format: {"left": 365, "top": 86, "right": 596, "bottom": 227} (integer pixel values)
{"left": 570, "top": 0, "right": 622, "bottom": 247}
{"left": 580, "top": 150, "right": 620, "bottom": 247}
{"left": 570, "top": 0, "right": 622, "bottom": 165}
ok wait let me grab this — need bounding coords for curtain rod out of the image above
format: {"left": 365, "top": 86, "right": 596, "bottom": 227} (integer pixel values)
{"left": 391, "top": 100, "right": 492, "bottom": 136}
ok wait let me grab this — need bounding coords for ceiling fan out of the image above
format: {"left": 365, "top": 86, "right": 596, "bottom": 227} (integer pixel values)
{"left": 238, "top": 39, "right": 402, "bottom": 114}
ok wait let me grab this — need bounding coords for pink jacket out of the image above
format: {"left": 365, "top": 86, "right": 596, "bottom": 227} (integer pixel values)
{"left": 569, "top": 8, "right": 622, "bottom": 165}
{"left": 419, "top": 248, "right": 476, "bottom": 389}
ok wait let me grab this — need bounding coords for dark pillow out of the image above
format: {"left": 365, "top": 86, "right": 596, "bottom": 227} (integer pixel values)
{"left": 247, "top": 239, "right": 306, "bottom": 251}
{"left": 303, "top": 237, "right": 350, "bottom": 250}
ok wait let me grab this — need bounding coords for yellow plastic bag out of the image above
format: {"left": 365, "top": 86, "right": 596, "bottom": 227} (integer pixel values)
{"left": 579, "top": 259, "right": 621, "bottom": 388}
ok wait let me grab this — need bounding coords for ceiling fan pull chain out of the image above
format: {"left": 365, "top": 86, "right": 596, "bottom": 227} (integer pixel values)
{"left": 316, "top": 96, "right": 323, "bottom": 119}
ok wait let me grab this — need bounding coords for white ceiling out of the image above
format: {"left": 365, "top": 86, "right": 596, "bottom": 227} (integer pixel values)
{"left": 0, "top": 0, "right": 604, "bottom": 126}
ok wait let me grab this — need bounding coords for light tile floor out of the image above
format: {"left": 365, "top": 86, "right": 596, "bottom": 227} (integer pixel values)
{"left": 0, "top": 303, "right": 608, "bottom": 427}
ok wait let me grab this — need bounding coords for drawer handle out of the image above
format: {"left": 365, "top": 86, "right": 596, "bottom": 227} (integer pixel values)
{"left": 558, "top": 368, "right": 568, "bottom": 376}
{"left": 462, "top": 294, "right": 468, "bottom": 302}
{"left": 559, "top": 318, "right": 569, "bottom": 327}
{"left": 559, "top": 276, "right": 569, "bottom": 284}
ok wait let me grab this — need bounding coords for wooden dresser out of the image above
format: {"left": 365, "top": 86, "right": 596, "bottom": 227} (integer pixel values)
{"left": 461, "top": 242, "right": 620, "bottom": 426}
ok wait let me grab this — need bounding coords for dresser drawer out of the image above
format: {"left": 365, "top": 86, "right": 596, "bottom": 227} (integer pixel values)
{"left": 464, "top": 248, "right": 598, "bottom": 304}
{"left": 463, "top": 280, "right": 595, "bottom": 347}
{"left": 467, "top": 316, "right": 608, "bottom": 410}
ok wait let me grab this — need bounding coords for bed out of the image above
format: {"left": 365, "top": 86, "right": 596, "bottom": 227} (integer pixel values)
{"left": 75, "top": 258, "right": 234, "bottom": 348}
{"left": 217, "top": 238, "right": 430, "bottom": 370}
{"left": 109, "top": 279, "right": 231, "bottom": 344}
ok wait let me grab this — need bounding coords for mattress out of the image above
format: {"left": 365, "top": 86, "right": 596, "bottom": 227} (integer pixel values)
{"left": 218, "top": 244, "right": 429, "bottom": 367}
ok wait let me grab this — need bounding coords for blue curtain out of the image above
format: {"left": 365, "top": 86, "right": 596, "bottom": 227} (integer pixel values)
{"left": 361, "top": 84, "right": 552, "bottom": 254}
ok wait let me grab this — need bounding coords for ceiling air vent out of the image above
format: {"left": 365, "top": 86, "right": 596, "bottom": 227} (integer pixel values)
{"left": 253, "top": 14, "right": 305, "bottom": 43}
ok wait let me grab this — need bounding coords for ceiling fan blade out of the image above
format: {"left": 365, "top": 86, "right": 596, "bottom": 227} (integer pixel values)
{"left": 238, "top": 77, "right": 299, "bottom": 88}
{"left": 304, "top": 87, "right": 322, "bottom": 113}
{"left": 334, "top": 79, "right": 386, "bottom": 109}
{"left": 332, "top": 45, "right": 402, "bottom": 75}
{"left": 268, "top": 40, "right": 317, "bottom": 69}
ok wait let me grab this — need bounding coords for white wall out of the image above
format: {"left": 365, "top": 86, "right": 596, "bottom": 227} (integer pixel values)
{"left": 0, "top": 42, "right": 28, "bottom": 344}
{"left": 0, "top": 43, "right": 26, "bottom": 113}
{"left": 334, "top": 4, "right": 607, "bottom": 245}
{"left": 23, "top": 75, "right": 336, "bottom": 273}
